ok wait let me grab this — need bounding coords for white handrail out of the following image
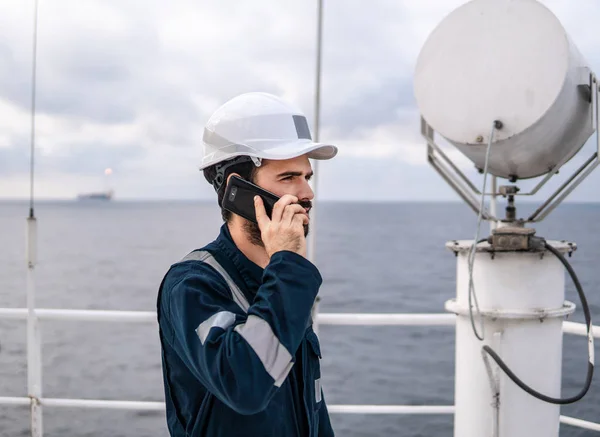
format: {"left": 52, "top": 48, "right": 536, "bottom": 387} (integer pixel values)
{"left": 560, "top": 415, "right": 600, "bottom": 432}
{"left": 44, "top": 398, "right": 165, "bottom": 411}
{"left": 1, "top": 308, "right": 598, "bottom": 433}
{"left": 318, "top": 313, "right": 455, "bottom": 326}
{"left": 0, "top": 397, "right": 30, "bottom": 406}
{"left": 0, "top": 308, "right": 597, "bottom": 337}
{"left": 0, "top": 397, "right": 597, "bottom": 431}
{"left": 563, "top": 320, "right": 596, "bottom": 337}
{"left": 0, "top": 308, "right": 157, "bottom": 322}
{"left": 328, "top": 405, "right": 453, "bottom": 415}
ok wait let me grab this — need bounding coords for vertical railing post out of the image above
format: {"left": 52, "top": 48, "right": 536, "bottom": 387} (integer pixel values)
{"left": 26, "top": 215, "right": 43, "bottom": 437}
{"left": 27, "top": 0, "right": 42, "bottom": 434}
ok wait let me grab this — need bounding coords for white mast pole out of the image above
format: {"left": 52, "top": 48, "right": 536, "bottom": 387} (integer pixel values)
{"left": 308, "top": 0, "right": 323, "bottom": 264}
{"left": 27, "top": 0, "right": 43, "bottom": 435}
{"left": 309, "top": 0, "right": 324, "bottom": 335}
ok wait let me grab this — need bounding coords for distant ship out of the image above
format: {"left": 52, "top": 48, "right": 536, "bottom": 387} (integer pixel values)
{"left": 77, "top": 190, "right": 113, "bottom": 201}
{"left": 77, "top": 168, "right": 114, "bottom": 201}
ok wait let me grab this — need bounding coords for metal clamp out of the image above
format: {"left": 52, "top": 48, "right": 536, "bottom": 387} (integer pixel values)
{"left": 445, "top": 299, "right": 576, "bottom": 321}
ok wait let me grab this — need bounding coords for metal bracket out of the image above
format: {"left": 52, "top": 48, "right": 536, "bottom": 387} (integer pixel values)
{"left": 422, "top": 117, "right": 495, "bottom": 220}
{"left": 421, "top": 72, "right": 600, "bottom": 223}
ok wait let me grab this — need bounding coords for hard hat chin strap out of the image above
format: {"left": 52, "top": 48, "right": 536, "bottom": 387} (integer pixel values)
{"left": 212, "top": 156, "right": 262, "bottom": 193}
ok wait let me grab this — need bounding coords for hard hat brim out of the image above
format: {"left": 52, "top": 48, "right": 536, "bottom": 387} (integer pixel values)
{"left": 263, "top": 139, "right": 338, "bottom": 161}
{"left": 199, "top": 140, "right": 338, "bottom": 170}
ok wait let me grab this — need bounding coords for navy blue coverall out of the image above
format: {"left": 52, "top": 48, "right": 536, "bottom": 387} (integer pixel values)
{"left": 157, "top": 224, "right": 334, "bottom": 436}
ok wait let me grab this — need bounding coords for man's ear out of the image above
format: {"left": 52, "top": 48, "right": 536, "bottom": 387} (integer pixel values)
{"left": 226, "top": 173, "right": 240, "bottom": 186}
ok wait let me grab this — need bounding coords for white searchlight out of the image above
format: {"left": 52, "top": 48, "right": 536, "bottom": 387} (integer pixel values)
{"left": 415, "top": 0, "right": 599, "bottom": 223}
{"left": 414, "top": 1, "right": 597, "bottom": 436}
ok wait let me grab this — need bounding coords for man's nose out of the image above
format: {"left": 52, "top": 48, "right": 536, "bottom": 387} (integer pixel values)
{"left": 300, "top": 178, "right": 315, "bottom": 201}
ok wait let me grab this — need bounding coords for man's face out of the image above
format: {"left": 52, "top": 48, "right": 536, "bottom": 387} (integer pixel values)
{"left": 243, "top": 155, "right": 315, "bottom": 246}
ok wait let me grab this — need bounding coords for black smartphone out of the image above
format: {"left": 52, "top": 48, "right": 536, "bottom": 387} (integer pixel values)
{"left": 222, "top": 175, "right": 280, "bottom": 224}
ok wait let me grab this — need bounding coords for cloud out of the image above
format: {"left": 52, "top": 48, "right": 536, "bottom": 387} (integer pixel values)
{"left": 1, "top": 0, "right": 600, "bottom": 202}
{"left": 0, "top": 144, "right": 29, "bottom": 175}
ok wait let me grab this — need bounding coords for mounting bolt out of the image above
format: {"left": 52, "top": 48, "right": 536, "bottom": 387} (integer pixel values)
{"left": 476, "top": 135, "right": 483, "bottom": 143}
{"left": 494, "top": 120, "right": 503, "bottom": 129}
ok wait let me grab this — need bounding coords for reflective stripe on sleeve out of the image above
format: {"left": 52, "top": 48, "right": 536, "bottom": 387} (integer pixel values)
{"left": 235, "top": 315, "right": 294, "bottom": 387}
{"left": 196, "top": 311, "right": 237, "bottom": 344}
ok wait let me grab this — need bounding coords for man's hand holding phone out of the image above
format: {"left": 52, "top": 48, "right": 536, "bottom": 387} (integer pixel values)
{"left": 254, "top": 194, "right": 309, "bottom": 259}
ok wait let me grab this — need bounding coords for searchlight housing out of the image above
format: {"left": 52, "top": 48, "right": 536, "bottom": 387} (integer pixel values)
{"left": 414, "top": 0, "right": 599, "bottom": 222}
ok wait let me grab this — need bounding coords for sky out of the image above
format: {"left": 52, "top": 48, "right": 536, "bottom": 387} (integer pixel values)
{"left": 2, "top": 0, "right": 600, "bottom": 203}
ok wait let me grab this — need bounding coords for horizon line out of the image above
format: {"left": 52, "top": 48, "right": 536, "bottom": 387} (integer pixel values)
{"left": 1, "top": 198, "right": 600, "bottom": 205}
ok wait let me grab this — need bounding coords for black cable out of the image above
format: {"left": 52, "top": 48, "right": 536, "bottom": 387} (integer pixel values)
{"left": 482, "top": 242, "right": 594, "bottom": 405}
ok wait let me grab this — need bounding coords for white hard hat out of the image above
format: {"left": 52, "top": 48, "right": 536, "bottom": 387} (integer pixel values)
{"left": 199, "top": 92, "right": 338, "bottom": 170}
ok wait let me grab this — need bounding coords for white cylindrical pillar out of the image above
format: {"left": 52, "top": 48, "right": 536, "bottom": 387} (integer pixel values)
{"left": 446, "top": 240, "right": 575, "bottom": 437}
{"left": 26, "top": 216, "right": 43, "bottom": 437}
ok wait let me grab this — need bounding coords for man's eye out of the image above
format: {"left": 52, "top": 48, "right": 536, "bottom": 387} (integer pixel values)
{"left": 282, "top": 176, "right": 293, "bottom": 181}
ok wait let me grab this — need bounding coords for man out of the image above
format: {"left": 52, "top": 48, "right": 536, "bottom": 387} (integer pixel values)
{"left": 157, "top": 92, "right": 338, "bottom": 436}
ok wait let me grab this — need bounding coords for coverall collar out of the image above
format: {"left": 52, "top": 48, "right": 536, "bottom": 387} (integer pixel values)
{"left": 216, "top": 223, "right": 264, "bottom": 291}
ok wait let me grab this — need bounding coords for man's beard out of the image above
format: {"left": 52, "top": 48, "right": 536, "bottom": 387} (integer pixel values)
{"left": 244, "top": 200, "right": 311, "bottom": 247}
